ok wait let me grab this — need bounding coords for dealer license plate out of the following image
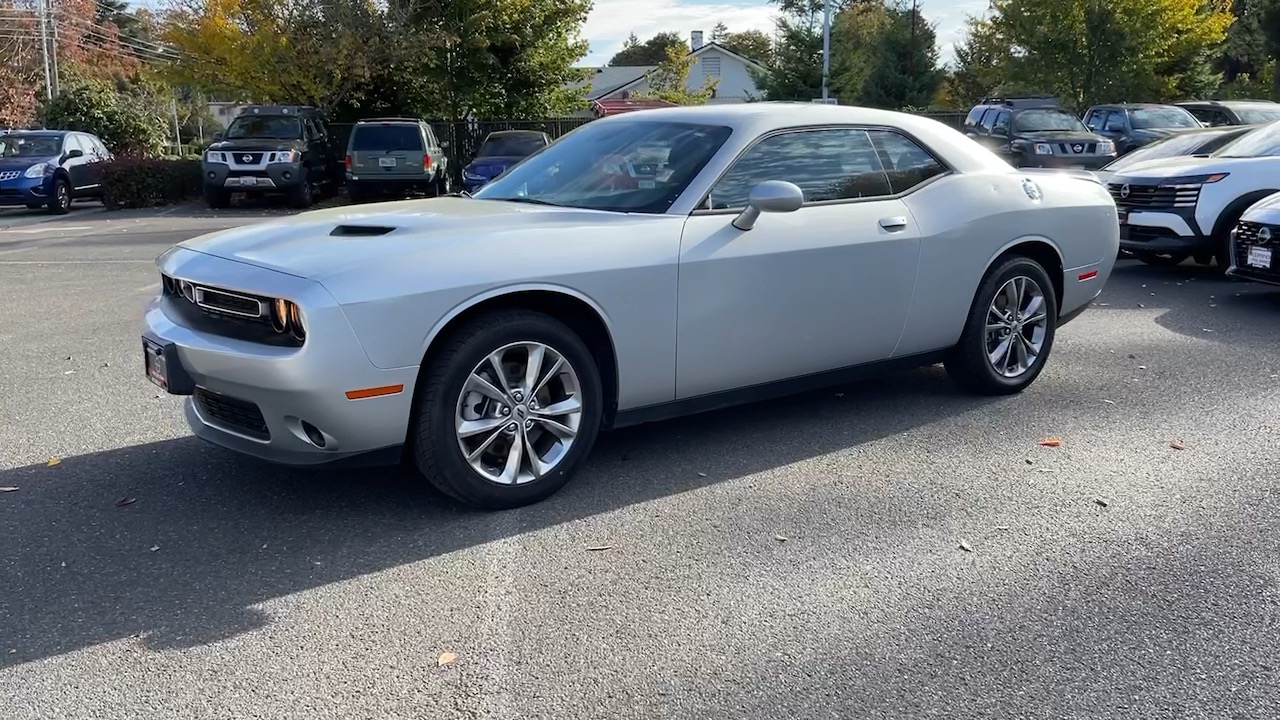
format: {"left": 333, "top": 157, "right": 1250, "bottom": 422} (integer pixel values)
{"left": 240, "top": 176, "right": 257, "bottom": 186}
{"left": 379, "top": 157, "right": 397, "bottom": 167}
{"left": 143, "top": 338, "right": 168, "bottom": 390}
{"left": 1247, "top": 246, "right": 1273, "bottom": 269}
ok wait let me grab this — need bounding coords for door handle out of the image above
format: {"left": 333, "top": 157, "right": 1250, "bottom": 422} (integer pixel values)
{"left": 879, "top": 216, "right": 908, "bottom": 231}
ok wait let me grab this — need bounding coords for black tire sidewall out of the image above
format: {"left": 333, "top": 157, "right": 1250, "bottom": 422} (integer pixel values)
{"left": 48, "top": 179, "right": 70, "bottom": 214}
{"left": 415, "top": 313, "right": 604, "bottom": 509}
{"left": 956, "top": 257, "right": 1059, "bottom": 393}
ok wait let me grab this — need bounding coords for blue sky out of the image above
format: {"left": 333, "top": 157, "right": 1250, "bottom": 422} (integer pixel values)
{"left": 131, "top": 0, "right": 985, "bottom": 69}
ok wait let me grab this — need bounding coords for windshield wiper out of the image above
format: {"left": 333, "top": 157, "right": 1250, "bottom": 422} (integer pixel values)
{"left": 498, "top": 197, "right": 562, "bottom": 207}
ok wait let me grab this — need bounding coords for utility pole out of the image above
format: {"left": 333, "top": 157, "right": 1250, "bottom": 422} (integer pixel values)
{"left": 821, "top": 0, "right": 831, "bottom": 101}
{"left": 908, "top": 0, "right": 918, "bottom": 79}
{"left": 171, "top": 97, "right": 182, "bottom": 155}
{"left": 37, "top": 0, "right": 52, "bottom": 101}
{"left": 49, "top": 0, "right": 59, "bottom": 99}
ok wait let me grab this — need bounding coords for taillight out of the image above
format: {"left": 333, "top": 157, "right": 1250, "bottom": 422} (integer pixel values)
{"left": 344, "top": 154, "right": 352, "bottom": 170}
{"left": 423, "top": 153, "right": 432, "bottom": 170}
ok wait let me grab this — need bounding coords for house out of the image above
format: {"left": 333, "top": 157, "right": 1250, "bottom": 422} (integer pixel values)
{"left": 566, "top": 31, "right": 767, "bottom": 118}
{"left": 206, "top": 100, "right": 252, "bottom": 129}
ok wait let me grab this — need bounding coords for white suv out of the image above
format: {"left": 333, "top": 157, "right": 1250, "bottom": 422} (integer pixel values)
{"left": 1106, "top": 121, "right": 1280, "bottom": 270}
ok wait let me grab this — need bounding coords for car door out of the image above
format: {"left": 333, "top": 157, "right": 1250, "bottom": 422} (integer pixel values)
{"left": 61, "top": 134, "right": 91, "bottom": 193}
{"left": 1101, "top": 110, "right": 1129, "bottom": 149}
{"left": 986, "top": 110, "right": 1014, "bottom": 161}
{"left": 77, "top": 134, "right": 106, "bottom": 192}
{"left": 674, "top": 126, "right": 922, "bottom": 399}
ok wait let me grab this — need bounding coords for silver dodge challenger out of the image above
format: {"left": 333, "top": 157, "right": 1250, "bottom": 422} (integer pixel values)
{"left": 142, "top": 103, "right": 1119, "bottom": 509}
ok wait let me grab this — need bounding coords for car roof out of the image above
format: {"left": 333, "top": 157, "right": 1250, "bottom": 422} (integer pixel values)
{"left": 1091, "top": 103, "right": 1176, "bottom": 110}
{"left": 355, "top": 117, "right": 422, "bottom": 124}
{"left": 0, "top": 130, "right": 66, "bottom": 137}
{"left": 487, "top": 129, "right": 547, "bottom": 136}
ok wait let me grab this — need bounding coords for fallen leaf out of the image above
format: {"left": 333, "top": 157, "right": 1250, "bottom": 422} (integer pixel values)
{"left": 994, "top": 525, "right": 1010, "bottom": 531}
{"left": 1138, "top": 365, "right": 1147, "bottom": 370}
{"left": 834, "top": 392, "right": 844, "bottom": 397}
{"left": 958, "top": 540, "right": 974, "bottom": 553}
{"left": 696, "top": 472, "right": 707, "bottom": 478}
{"left": 114, "top": 497, "right": 136, "bottom": 508}
{"left": 585, "top": 545, "right": 612, "bottom": 552}
{"left": 1169, "top": 441, "right": 1186, "bottom": 450}
{"left": 1025, "top": 458, "right": 1034, "bottom": 465}
{"left": 437, "top": 651, "right": 458, "bottom": 667}
{"left": 1037, "top": 437, "right": 1062, "bottom": 447}
{"left": 1202, "top": 328, "right": 1214, "bottom": 333}
{"left": 774, "top": 534, "right": 789, "bottom": 542}
{"left": 7, "top": 649, "right": 14, "bottom": 655}
{"left": 149, "top": 546, "right": 159, "bottom": 552}
{"left": 0, "top": 487, "right": 17, "bottom": 492}
{"left": 1036, "top": 468, "right": 1056, "bottom": 473}
{"left": 1103, "top": 399, "right": 1115, "bottom": 405}
{"left": 46, "top": 457, "right": 60, "bottom": 467}
{"left": 1138, "top": 303, "right": 1145, "bottom": 308}
{"left": 1093, "top": 497, "right": 1109, "bottom": 508}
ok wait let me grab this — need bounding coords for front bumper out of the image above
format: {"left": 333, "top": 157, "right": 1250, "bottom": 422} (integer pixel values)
{"left": 204, "top": 161, "right": 305, "bottom": 192}
{"left": 1022, "top": 154, "right": 1114, "bottom": 170}
{"left": 0, "top": 174, "right": 51, "bottom": 206}
{"left": 1117, "top": 207, "right": 1210, "bottom": 254}
{"left": 142, "top": 248, "right": 418, "bottom": 467}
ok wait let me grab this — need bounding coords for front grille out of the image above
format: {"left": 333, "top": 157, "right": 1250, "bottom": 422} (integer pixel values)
{"left": 1109, "top": 182, "right": 1201, "bottom": 209}
{"left": 0, "top": 171, "right": 19, "bottom": 181}
{"left": 230, "top": 152, "right": 264, "bottom": 165}
{"left": 160, "top": 273, "right": 302, "bottom": 348}
{"left": 1235, "top": 221, "right": 1274, "bottom": 245}
{"left": 1057, "top": 142, "right": 1097, "bottom": 155}
{"left": 1233, "top": 221, "right": 1280, "bottom": 280}
{"left": 195, "top": 388, "right": 270, "bottom": 439}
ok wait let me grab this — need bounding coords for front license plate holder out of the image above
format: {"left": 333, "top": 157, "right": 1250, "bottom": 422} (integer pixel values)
{"left": 1117, "top": 209, "right": 1128, "bottom": 224}
{"left": 142, "top": 333, "right": 195, "bottom": 395}
{"left": 1247, "top": 245, "right": 1273, "bottom": 269}
{"left": 240, "top": 176, "right": 257, "bottom": 186}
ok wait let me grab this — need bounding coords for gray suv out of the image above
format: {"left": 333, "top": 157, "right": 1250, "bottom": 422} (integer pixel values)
{"left": 345, "top": 118, "right": 451, "bottom": 202}
{"left": 202, "top": 105, "right": 341, "bottom": 209}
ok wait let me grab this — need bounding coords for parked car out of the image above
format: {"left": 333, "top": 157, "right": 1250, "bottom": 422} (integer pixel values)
{"left": 1106, "top": 120, "right": 1280, "bottom": 270}
{"left": 1229, "top": 194, "right": 1280, "bottom": 286}
{"left": 1093, "top": 124, "right": 1258, "bottom": 186}
{"left": 0, "top": 129, "right": 112, "bottom": 214}
{"left": 345, "top": 117, "right": 451, "bottom": 202}
{"left": 1081, "top": 103, "right": 1203, "bottom": 156}
{"left": 1174, "top": 100, "right": 1280, "bottom": 127}
{"left": 461, "top": 130, "right": 550, "bottom": 193}
{"left": 963, "top": 95, "right": 1116, "bottom": 169}
{"left": 140, "top": 103, "right": 1118, "bottom": 510}
{"left": 202, "top": 105, "right": 342, "bottom": 209}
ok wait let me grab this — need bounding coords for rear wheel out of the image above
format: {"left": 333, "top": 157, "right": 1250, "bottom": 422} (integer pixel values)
{"left": 409, "top": 309, "right": 604, "bottom": 510}
{"left": 944, "top": 256, "right": 1058, "bottom": 395}
{"left": 433, "top": 172, "right": 452, "bottom": 197}
{"left": 289, "top": 172, "right": 314, "bottom": 209}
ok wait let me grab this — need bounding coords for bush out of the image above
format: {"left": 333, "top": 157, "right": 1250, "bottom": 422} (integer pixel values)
{"left": 102, "top": 158, "right": 203, "bottom": 209}
{"left": 38, "top": 75, "right": 168, "bottom": 157}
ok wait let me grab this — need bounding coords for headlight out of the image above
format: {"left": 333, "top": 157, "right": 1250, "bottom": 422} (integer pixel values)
{"left": 205, "top": 151, "right": 227, "bottom": 164}
{"left": 23, "top": 163, "right": 50, "bottom": 178}
{"left": 464, "top": 171, "right": 486, "bottom": 181}
{"left": 1097, "top": 140, "right": 1116, "bottom": 154}
{"left": 268, "top": 297, "right": 306, "bottom": 341}
{"left": 1033, "top": 143, "right": 1053, "bottom": 155}
{"left": 268, "top": 150, "right": 299, "bottom": 163}
{"left": 288, "top": 303, "right": 305, "bottom": 341}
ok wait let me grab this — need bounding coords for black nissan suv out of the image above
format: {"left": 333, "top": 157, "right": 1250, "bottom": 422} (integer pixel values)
{"left": 963, "top": 95, "right": 1117, "bottom": 169}
{"left": 202, "top": 105, "right": 343, "bottom": 209}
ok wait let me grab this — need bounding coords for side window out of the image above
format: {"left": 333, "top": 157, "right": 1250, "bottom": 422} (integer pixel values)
{"left": 303, "top": 118, "right": 320, "bottom": 141}
{"left": 990, "top": 110, "right": 1011, "bottom": 136}
{"left": 963, "top": 106, "right": 986, "bottom": 129}
{"left": 1104, "top": 110, "right": 1126, "bottom": 132}
{"left": 1213, "top": 110, "right": 1233, "bottom": 126}
{"left": 978, "top": 109, "right": 999, "bottom": 134}
{"left": 422, "top": 124, "right": 438, "bottom": 147}
{"left": 1084, "top": 109, "right": 1103, "bottom": 131}
{"left": 707, "top": 128, "right": 891, "bottom": 210}
{"left": 92, "top": 136, "right": 110, "bottom": 157}
{"left": 868, "top": 130, "right": 948, "bottom": 194}
{"left": 1185, "top": 107, "right": 1213, "bottom": 125}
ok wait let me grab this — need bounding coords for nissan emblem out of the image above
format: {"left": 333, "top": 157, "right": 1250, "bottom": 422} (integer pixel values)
{"left": 242, "top": 154, "right": 252, "bottom": 163}
{"left": 1073, "top": 144, "right": 1083, "bottom": 153}
{"left": 1260, "top": 226, "right": 1273, "bottom": 243}
{"left": 1120, "top": 184, "right": 1130, "bottom": 198}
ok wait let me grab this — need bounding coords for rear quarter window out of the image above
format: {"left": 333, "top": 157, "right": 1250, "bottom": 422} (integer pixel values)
{"left": 351, "top": 125, "right": 425, "bottom": 152}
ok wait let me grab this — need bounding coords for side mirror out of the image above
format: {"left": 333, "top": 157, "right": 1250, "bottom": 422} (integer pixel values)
{"left": 212, "top": 131, "right": 224, "bottom": 142}
{"left": 440, "top": 141, "right": 450, "bottom": 148}
{"left": 732, "top": 180, "right": 804, "bottom": 231}
{"left": 66, "top": 148, "right": 84, "bottom": 159}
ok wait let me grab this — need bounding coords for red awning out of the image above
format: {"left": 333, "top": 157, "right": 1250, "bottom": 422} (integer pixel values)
{"left": 592, "top": 98, "right": 679, "bottom": 116}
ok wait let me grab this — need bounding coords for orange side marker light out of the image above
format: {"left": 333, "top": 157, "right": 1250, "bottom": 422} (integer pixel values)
{"left": 345, "top": 384, "right": 404, "bottom": 400}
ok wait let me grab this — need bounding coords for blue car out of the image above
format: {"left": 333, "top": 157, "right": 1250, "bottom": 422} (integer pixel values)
{"left": 461, "top": 130, "right": 550, "bottom": 193}
{"left": 0, "top": 130, "right": 112, "bottom": 214}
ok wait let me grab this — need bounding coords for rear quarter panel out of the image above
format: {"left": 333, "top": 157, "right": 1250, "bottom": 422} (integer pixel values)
{"left": 893, "top": 171, "right": 1118, "bottom": 356}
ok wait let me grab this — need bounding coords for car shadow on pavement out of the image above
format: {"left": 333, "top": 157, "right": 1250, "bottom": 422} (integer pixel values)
{"left": 0, "top": 366, "right": 995, "bottom": 668}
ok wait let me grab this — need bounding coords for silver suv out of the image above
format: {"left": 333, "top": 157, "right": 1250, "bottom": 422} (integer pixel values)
{"left": 345, "top": 118, "right": 451, "bottom": 202}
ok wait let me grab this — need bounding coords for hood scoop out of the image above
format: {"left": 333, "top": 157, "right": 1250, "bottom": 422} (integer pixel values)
{"left": 329, "top": 224, "right": 396, "bottom": 237}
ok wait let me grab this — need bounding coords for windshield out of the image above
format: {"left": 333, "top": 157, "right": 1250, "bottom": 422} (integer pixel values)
{"left": 1014, "top": 109, "right": 1088, "bottom": 133}
{"left": 225, "top": 116, "right": 302, "bottom": 140}
{"left": 478, "top": 133, "right": 548, "bottom": 158}
{"left": 1212, "top": 122, "right": 1280, "bottom": 158}
{"left": 1130, "top": 107, "right": 1201, "bottom": 129}
{"left": 1235, "top": 106, "right": 1280, "bottom": 124}
{"left": 472, "top": 120, "right": 733, "bottom": 214}
{"left": 351, "top": 124, "right": 423, "bottom": 152}
{"left": 0, "top": 134, "right": 62, "bottom": 157}
{"left": 1103, "top": 130, "right": 1243, "bottom": 170}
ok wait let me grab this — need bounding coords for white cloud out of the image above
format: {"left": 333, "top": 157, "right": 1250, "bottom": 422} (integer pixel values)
{"left": 577, "top": 0, "right": 993, "bottom": 68}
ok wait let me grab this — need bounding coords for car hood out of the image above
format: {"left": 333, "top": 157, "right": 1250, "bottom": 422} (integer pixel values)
{"left": 1109, "top": 154, "right": 1271, "bottom": 180}
{"left": 465, "top": 155, "right": 525, "bottom": 174}
{"left": 1131, "top": 127, "right": 1199, "bottom": 139}
{"left": 0, "top": 155, "right": 56, "bottom": 169}
{"left": 1018, "top": 131, "right": 1106, "bottom": 143}
{"left": 178, "top": 197, "right": 652, "bottom": 283}
{"left": 207, "top": 138, "right": 306, "bottom": 152}
{"left": 1241, "top": 190, "right": 1280, "bottom": 224}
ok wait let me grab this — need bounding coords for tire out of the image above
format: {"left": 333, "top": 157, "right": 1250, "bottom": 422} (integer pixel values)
{"left": 347, "top": 183, "right": 366, "bottom": 204}
{"left": 433, "top": 172, "right": 452, "bottom": 197}
{"left": 204, "top": 187, "right": 230, "bottom": 209}
{"left": 1135, "top": 251, "right": 1190, "bottom": 267}
{"left": 409, "top": 309, "right": 604, "bottom": 510}
{"left": 944, "top": 255, "right": 1059, "bottom": 396}
{"left": 288, "top": 172, "right": 314, "bottom": 209}
{"left": 47, "top": 178, "right": 70, "bottom": 214}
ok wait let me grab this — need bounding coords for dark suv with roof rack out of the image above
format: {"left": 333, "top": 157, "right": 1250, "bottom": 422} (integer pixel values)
{"left": 1081, "top": 103, "right": 1204, "bottom": 156}
{"left": 1174, "top": 100, "right": 1280, "bottom": 127}
{"left": 963, "top": 95, "right": 1116, "bottom": 169}
{"left": 202, "top": 105, "right": 342, "bottom": 209}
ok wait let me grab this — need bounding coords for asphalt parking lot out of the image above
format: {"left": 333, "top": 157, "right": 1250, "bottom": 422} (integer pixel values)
{"left": 2, "top": 208, "right": 1279, "bottom": 719}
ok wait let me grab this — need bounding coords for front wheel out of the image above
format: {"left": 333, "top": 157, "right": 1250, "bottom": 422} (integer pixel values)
{"left": 288, "top": 172, "right": 314, "bottom": 209}
{"left": 47, "top": 178, "right": 71, "bottom": 214}
{"left": 944, "top": 256, "right": 1059, "bottom": 395}
{"left": 409, "top": 309, "right": 604, "bottom": 510}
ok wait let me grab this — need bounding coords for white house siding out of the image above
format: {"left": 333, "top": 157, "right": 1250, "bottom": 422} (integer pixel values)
{"left": 690, "top": 47, "right": 758, "bottom": 103}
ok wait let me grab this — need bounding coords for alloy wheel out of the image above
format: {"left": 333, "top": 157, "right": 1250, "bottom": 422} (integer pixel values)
{"left": 985, "top": 276, "right": 1049, "bottom": 378}
{"left": 454, "top": 341, "right": 583, "bottom": 485}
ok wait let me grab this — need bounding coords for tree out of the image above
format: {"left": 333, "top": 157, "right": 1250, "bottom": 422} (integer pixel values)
{"left": 608, "top": 31, "right": 688, "bottom": 66}
{"left": 854, "top": 1, "right": 945, "bottom": 109}
{"left": 753, "top": 0, "right": 834, "bottom": 101}
{"left": 637, "top": 44, "right": 718, "bottom": 104}
{"left": 979, "top": 0, "right": 1234, "bottom": 109}
{"left": 711, "top": 22, "right": 729, "bottom": 43}
{"left": 721, "top": 29, "right": 773, "bottom": 63}
{"left": 38, "top": 72, "right": 168, "bottom": 155}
